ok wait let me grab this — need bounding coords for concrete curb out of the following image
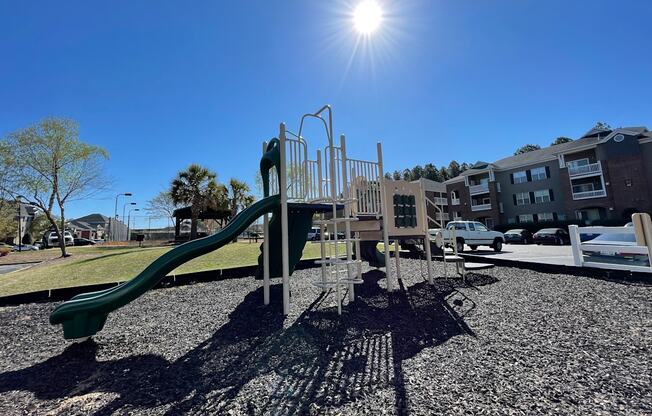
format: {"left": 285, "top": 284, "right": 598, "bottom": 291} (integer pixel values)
{"left": 0, "top": 259, "right": 321, "bottom": 307}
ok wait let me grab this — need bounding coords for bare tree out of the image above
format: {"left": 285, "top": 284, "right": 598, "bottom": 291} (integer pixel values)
{"left": 145, "top": 191, "right": 179, "bottom": 228}
{"left": 0, "top": 118, "right": 109, "bottom": 257}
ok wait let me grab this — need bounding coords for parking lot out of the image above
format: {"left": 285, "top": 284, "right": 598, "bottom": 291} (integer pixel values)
{"left": 461, "top": 243, "right": 575, "bottom": 266}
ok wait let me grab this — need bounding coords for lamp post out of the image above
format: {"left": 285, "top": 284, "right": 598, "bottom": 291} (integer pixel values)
{"left": 123, "top": 202, "right": 137, "bottom": 241}
{"left": 112, "top": 193, "right": 132, "bottom": 241}
{"left": 127, "top": 208, "right": 139, "bottom": 242}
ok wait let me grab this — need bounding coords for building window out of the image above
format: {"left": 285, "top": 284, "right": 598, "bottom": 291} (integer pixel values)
{"left": 513, "top": 171, "right": 527, "bottom": 184}
{"left": 534, "top": 189, "right": 551, "bottom": 203}
{"left": 516, "top": 192, "right": 530, "bottom": 206}
{"left": 531, "top": 167, "right": 547, "bottom": 181}
{"left": 625, "top": 179, "right": 632, "bottom": 187}
{"left": 518, "top": 214, "right": 534, "bottom": 223}
{"left": 557, "top": 213, "right": 567, "bottom": 221}
{"left": 538, "top": 212, "right": 554, "bottom": 222}
{"left": 507, "top": 218, "right": 516, "bottom": 224}
{"left": 499, "top": 202, "right": 504, "bottom": 214}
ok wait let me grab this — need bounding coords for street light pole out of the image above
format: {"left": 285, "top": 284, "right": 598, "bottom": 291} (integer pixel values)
{"left": 123, "top": 202, "right": 137, "bottom": 241}
{"left": 127, "top": 208, "right": 139, "bottom": 242}
{"left": 112, "top": 192, "right": 132, "bottom": 241}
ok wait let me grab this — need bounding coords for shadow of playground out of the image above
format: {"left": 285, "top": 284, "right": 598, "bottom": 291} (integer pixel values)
{"left": 0, "top": 271, "right": 497, "bottom": 415}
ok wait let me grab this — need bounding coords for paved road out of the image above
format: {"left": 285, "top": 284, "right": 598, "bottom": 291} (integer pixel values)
{"left": 0, "top": 264, "right": 32, "bottom": 275}
{"left": 460, "top": 243, "right": 575, "bottom": 266}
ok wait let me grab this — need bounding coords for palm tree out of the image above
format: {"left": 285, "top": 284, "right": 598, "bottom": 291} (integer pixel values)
{"left": 227, "top": 178, "right": 255, "bottom": 219}
{"left": 170, "top": 164, "right": 226, "bottom": 240}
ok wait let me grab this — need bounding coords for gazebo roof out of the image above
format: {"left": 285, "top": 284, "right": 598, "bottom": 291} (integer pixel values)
{"left": 173, "top": 206, "right": 231, "bottom": 221}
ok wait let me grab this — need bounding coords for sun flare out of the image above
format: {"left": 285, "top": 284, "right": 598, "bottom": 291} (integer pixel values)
{"left": 353, "top": 1, "right": 382, "bottom": 34}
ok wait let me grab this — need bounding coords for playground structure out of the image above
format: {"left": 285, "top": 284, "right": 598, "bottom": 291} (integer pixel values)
{"left": 49, "top": 105, "right": 442, "bottom": 340}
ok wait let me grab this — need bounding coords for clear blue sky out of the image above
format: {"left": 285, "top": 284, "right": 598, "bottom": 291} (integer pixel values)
{"left": 1, "top": 0, "right": 651, "bottom": 227}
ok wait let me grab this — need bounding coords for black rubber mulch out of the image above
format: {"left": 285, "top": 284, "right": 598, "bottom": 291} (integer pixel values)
{"left": 0, "top": 259, "right": 650, "bottom": 415}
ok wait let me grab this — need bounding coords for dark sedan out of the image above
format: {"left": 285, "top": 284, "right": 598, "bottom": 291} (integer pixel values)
{"left": 533, "top": 228, "right": 570, "bottom": 245}
{"left": 504, "top": 229, "right": 532, "bottom": 244}
{"left": 73, "top": 238, "right": 96, "bottom": 246}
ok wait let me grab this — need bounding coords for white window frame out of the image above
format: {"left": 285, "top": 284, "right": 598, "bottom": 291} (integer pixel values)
{"left": 534, "top": 189, "right": 551, "bottom": 204}
{"left": 516, "top": 192, "right": 530, "bottom": 206}
{"left": 518, "top": 214, "right": 534, "bottom": 223}
{"left": 538, "top": 212, "right": 554, "bottom": 222}
{"left": 531, "top": 166, "right": 547, "bottom": 181}
{"left": 513, "top": 171, "right": 527, "bottom": 184}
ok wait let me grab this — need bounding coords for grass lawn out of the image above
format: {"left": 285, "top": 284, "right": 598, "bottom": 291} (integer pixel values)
{"left": 0, "top": 241, "right": 348, "bottom": 297}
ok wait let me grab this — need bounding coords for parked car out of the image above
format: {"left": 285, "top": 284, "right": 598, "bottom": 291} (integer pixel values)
{"left": 504, "top": 229, "right": 532, "bottom": 244}
{"left": 73, "top": 237, "right": 96, "bottom": 246}
{"left": 430, "top": 221, "right": 505, "bottom": 252}
{"left": 533, "top": 228, "right": 570, "bottom": 245}
{"left": 43, "top": 230, "right": 74, "bottom": 248}
{"left": 307, "top": 227, "right": 321, "bottom": 241}
{"left": 578, "top": 223, "right": 647, "bottom": 266}
{"left": 11, "top": 244, "right": 40, "bottom": 251}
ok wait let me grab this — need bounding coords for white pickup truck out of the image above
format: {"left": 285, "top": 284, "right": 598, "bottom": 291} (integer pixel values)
{"left": 429, "top": 221, "right": 505, "bottom": 253}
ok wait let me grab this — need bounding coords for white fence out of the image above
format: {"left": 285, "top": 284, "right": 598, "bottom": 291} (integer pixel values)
{"left": 569, "top": 220, "right": 652, "bottom": 273}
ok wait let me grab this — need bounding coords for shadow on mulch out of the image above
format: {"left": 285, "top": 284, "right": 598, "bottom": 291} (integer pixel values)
{"left": 0, "top": 271, "right": 497, "bottom": 415}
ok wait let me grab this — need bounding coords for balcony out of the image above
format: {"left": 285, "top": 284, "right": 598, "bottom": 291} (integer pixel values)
{"left": 568, "top": 161, "right": 602, "bottom": 178}
{"left": 469, "top": 183, "right": 489, "bottom": 195}
{"left": 436, "top": 212, "right": 450, "bottom": 221}
{"left": 471, "top": 203, "right": 492, "bottom": 212}
{"left": 435, "top": 197, "right": 448, "bottom": 206}
{"left": 451, "top": 198, "right": 460, "bottom": 206}
{"left": 572, "top": 189, "right": 607, "bottom": 200}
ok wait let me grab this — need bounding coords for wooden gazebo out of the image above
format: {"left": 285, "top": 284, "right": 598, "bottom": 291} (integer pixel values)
{"left": 172, "top": 206, "right": 231, "bottom": 241}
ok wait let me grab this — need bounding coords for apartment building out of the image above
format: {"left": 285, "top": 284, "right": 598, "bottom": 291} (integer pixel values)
{"left": 443, "top": 125, "right": 652, "bottom": 228}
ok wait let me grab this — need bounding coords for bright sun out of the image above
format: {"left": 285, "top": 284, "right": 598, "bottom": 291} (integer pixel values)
{"left": 353, "top": 1, "right": 382, "bottom": 34}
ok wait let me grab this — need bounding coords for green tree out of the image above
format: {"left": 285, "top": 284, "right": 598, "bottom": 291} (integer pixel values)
{"left": 0, "top": 200, "right": 16, "bottom": 242}
{"left": 392, "top": 170, "right": 402, "bottom": 180}
{"left": 514, "top": 144, "right": 542, "bottom": 155}
{"left": 438, "top": 166, "right": 450, "bottom": 181}
{"left": 410, "top": 165, "right": 424, "bottom": 181}
{"left": 0, "top": 118, "right": 109, "bottom": 257}
{"left": 422, "top": 163, "right": 441, "bottom": 182}
{"left": 227, "top": 178, "right": 255, "bottom": 219}
{"left": 170, "top": 164, "right": 226, "bottom": 240}
{"left": 460, "top": 162, "right": 470, "bottom": 173}
{"left": 29, "top": 212, "right": 54, "bottom": 243}
{"left": 447, "top": 161, "right": 461, "bottom": 178}
{"left": 551, "top": 137, "right": 573, "bottom": 146}
{"left": 593, "top": 121, "right": 611, "bottom": 130}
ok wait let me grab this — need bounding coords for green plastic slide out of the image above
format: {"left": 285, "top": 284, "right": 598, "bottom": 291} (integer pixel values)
{"left": 50, "top": 195, "right": 282, "bottom": 339}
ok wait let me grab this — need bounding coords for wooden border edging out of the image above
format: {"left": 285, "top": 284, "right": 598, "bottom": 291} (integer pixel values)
{"left": 0, "top": 259, "right": 320, "bottom": 307}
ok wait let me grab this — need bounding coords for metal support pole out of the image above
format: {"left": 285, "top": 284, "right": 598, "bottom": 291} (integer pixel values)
{"left": 340, "top": 135, "right": 355, "bottom": 302}
{"left": 377, "top": 143, "right": 394, "bottom": 292}
{"left": 262, "top": 141, "right": 270, "bottom": 305}
{"left": 280, "top": 123, "right": 291, "bottom": 315}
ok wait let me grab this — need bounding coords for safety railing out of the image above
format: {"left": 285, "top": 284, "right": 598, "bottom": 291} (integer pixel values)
{"left": 348, "top": 158, "right": 381, "bottom": 215}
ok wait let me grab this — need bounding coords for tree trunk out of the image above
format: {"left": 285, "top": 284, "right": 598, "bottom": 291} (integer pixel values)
{"left": 58, "top": 208, "right": 68, "bottom": 257}
{"left": 190, "top": 213, "right": 198, "bottom": 240}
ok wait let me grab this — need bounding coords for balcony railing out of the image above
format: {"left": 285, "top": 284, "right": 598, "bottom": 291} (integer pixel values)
{"left": 434, "top": 197, "right": 448, "bottom": 206}
{"left": 451, "top": 198, "right": 460, "bottom": 205}
{"left": 471, "top": 203, "right": 492, "bottom": 211}
{"left": 469, "top": 183, "right": 489, "bottom": 195}
{"left": 436, "top": 212, "right": 450, "bottom": 221}
{"left": 572, "top": 189, "right": 607, "bottom": 200}
{"left": 568, "top": 161, "right": 602, "bottom": 177}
